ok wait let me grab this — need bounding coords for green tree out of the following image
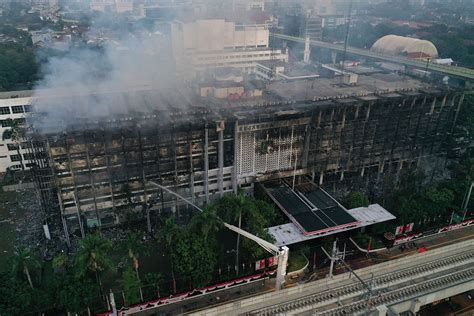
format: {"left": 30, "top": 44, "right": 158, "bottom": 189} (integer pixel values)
{"left": 144, "top": 272, "right": 163, "bottom": 298}
{"left": 0, "top": 272, "right": 34, "bottom": 315}
{"left": 120, "top": 267, "right": 142, "bottom": 305}
{"left": 0, "top": 43, "right": 38, "bottom": 91}
{"left": 75, "top": 233, "right": 113, "bottom": 292}
{"left": 55, "top": 274, "right": 100, "bottom": 315}
{"left": 189, "top": 207, "right": 222, "bottom": 242}
{"left": 172, "top": 230, "right": 218, "bottom": 288}
{"left": 343, "top": 192, "right": 370, "bottom": 209}
{"left": 52, "top": 252, "right": 69, "bottom": 273}
{"left": 122, "top": 232, "right": 148, "bottom": 301}
{"left": 212, "top": 192, "right": 276, "bottom": 260}
{"left": 155, "top": 215, "right": 181, "bottom": 293}
{"left": 10, "top": 247, "right": 40, "bottom": 289}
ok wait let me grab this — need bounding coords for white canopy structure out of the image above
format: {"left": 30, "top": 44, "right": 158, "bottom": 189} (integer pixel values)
{"left": 371, "top": 35, "right": 438, "bottom": 58}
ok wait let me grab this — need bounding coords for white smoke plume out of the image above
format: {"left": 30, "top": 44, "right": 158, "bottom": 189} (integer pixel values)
{"left": 31, "top": 14, "right": 185, "bottom": 133}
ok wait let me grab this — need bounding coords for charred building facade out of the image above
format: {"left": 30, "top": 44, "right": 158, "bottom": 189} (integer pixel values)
{"left": 28, "top": 73, "right": 466, "bottom": 242}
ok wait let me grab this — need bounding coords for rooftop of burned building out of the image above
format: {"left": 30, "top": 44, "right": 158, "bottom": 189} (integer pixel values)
{"left": 20, "top": 72, "right": 457, "bottom": 135}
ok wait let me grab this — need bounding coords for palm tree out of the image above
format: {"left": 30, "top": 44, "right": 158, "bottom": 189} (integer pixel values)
{"left": 11, "top": 247, "right": 40, "bottom": 289}
{"left": 156, "top": 215, "right": 181, "bottom": 293}
{"left": 2, "top": 118, "right": 26, "bottom": 172}
{"left": 75, "top": 233, "right": 113, "bottom": 293}
{"left": 52, "top": 252, "right": 69, "bottom": 273}
{"left": 157, "top": 215, "right": 180, "bottom": 248}
{"left": 189, "top": 207, "right": 221, "bottom": 242}
{"left": 122, "top": 232, "right": 148, "bottom": 301}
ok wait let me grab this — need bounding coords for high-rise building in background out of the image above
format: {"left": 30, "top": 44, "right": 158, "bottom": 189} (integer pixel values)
{"left": 171, "top": 19, "right": 288, "bottom": 77}
{"left": 90, "top": 0, "right": 133, "bottom": 13}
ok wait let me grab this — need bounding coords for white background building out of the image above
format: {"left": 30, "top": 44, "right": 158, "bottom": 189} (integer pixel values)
{"left": 0, "top": 91, "right": 33, "bottom": 173}
{"left": 171, "top": 19, "right": 288, "bottom": 77}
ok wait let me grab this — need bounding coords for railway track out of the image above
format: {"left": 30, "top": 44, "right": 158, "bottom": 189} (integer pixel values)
{"left": 319, "top": 267, "right": 474, "bottom": 316}
{"left": 249, "top": 250, "right": 474, "bottom": 315}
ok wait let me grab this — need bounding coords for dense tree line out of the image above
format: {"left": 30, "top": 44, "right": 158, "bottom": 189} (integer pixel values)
{"left": 0, "top": 43, "right": 38, "bottom": 91}
{"left": 0, "top": 193, "right": 279, "bottom": 314}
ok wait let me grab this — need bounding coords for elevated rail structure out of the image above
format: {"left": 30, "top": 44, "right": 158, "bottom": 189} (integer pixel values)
{"left": 271, "top": 33, "right": 474, "bottom": 81}
{"left": 187, "top": 239, "right": 474, "bottom": 316}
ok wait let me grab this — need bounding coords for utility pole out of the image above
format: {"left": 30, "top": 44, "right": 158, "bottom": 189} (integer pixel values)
{"left": 235, "top": 210, "right": 241, "bottom": 276}
{"left": 321, "top": 239, "right": 346, "bottom": 278}
{"left": 323, "top": 240, "right": 376, "bottom": 313}
{"left": 462, "top": 181, "right": 473, "bottom": 221}
{"left": 147, "top": 181, "right": 289, "bottom": 290}
{"left": 109, "top": 290, "right": 117, "bottom": 316}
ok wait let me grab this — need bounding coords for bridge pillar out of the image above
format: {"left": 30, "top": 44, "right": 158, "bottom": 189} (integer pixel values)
{"left": 276, "top": 246, "right": 289, "bottom": 290}
{"left": 304, "top": 37, "right": 311, "bottom": 63}
{"left": 331, "top": 51, "right": 337, "bottom": 64}
{"left": 409, "top": 299, "right": 422, "bottom": 314}
{"left": 372, "top": 304, "right": 388, "bottom": 316}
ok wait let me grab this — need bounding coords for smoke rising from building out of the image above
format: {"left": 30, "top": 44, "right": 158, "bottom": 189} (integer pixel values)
{"left": 31, "top": 17, "right": 182, "bottom": 133}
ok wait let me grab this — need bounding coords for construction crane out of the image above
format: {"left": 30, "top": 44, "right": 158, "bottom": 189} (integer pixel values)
{"left": 147, "top": 181, "right": 289, "bottom": 291}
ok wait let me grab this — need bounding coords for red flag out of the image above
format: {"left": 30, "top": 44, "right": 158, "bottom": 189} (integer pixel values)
{"left": 268, "top": 256, "right": 278, "bottom": 267}
{"left": 268, "top": 257, "right": 274, "bottom": 267}
{"left": 255, "top": 259, "right": 265, "bottom": 270}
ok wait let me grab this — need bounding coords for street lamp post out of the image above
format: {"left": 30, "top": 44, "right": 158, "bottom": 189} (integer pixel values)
{"left": 462, "top": 182, "right": 474, "bottom": 221}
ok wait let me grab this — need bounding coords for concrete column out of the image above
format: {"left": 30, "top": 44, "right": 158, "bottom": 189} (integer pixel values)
{"left": 204, "top": 127, "right": 209, "bottom": 204}
{"left": 189, "top": 139, "right": 195, "bottom": 203}
{"left": 276, "top": 246, "right": 289, "bottom": 290}
{"left": 451, "top": 93, "right": 465, "bottom": 132}
{"left": 340, "top": 170, "right": 344, "bottom": 181}
{"left": 302, "top": 124, "right": 311, "bottom": 168}
{"left": 190, "top": 173, "right": 195, "bottom": 203}
{"left": 395, "top": 160, "right": 403, "bottom": 183}
{"left": 331, "top": 51, "right": 337, "bottom": 64}
{"left": 410, "top": 299, "right": 422, "bottom": 314}
{"left": 232, "top": 120, "right": 239, "bottom": 194}
{"left": 366, "top": 104, "right": 371, "bottom": 121}
{"left": 303, "top": 36, "right": 311, "bottom": 63}
{"left": 429, "top": 97, "right": 436, "bottom": 115}
{"left": 360, "top": 167, "right": 365, "bottom": 177}
{"left": 319, "top": 171, "right": 324, "bottom": 185}
{"left": 373, "top": 305, "right": 387, "bottom": 316}
{"left": 218, "top": 121, "right": 224, "bottom": 197}
{"left": 341, "top": 109, "right": 346, "bottom": 129}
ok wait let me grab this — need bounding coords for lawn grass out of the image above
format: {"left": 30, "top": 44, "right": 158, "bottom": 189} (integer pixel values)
{"left": 287, "top": 252, "right": 308, "bottom": 272}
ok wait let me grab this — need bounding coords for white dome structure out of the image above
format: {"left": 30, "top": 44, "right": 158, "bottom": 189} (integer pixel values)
{"left": 371, "top": 35, "right": 438, "bottom": 58}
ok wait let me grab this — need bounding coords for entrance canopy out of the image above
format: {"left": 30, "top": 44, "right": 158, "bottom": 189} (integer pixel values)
{"left": 264, "top": 182, "right": 396, "bottom": 247}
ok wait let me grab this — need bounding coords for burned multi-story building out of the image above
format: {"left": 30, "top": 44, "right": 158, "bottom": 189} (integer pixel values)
{"left": 28, "top": 72, "right": 466, "bottom": 242}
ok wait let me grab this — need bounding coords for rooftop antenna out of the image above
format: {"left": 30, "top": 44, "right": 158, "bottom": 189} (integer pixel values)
{"left": 340, "top": 0, "right": 353, "bottom": 83}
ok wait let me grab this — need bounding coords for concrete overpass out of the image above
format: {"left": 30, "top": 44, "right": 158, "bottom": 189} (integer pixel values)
{"left": 188, "top": 239, "right": 474, "bottom": 316}
{"left": 271, "top": 33, "right": 474, "bottom": 81}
